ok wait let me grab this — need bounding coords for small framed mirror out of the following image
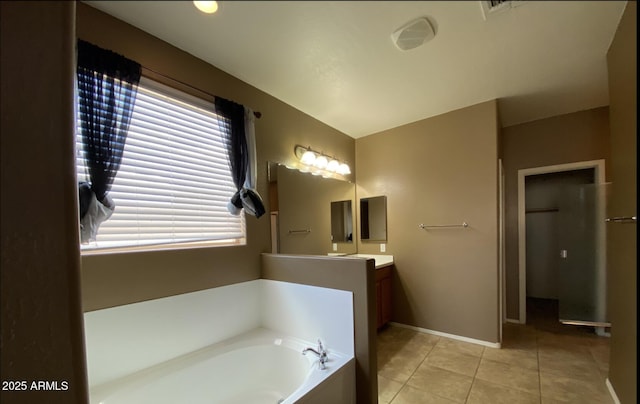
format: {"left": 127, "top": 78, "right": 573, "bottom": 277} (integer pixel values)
{"left": 360, "top": 196, "right": 387, "bottom": 241}
{"left": 330, "top": 200, "right": 353, "bottom": 243}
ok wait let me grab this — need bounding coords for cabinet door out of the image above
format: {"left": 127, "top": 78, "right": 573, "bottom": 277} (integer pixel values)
{"left": 380, "top": 275, "right": 392, "bottom": 325}
{"left": 376, "top": 266, "right": 392, "bottom": 329}
{"left": 376, "top": 280, "right": 383, "bottom": 329}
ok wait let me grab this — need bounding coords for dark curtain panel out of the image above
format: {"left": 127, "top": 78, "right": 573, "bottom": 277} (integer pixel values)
{"left": 78, "top": 181, "right": 93, "bottom": 219}
{"left": 215, "top": 98, "right": 265, "bottom": 218}
{"left": 76, "top": 39, "right": 141, "bottom": 213}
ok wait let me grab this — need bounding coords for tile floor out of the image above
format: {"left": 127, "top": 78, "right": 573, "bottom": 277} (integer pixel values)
{"left": 377, "top": 299, "right": 612, "bottom": 404}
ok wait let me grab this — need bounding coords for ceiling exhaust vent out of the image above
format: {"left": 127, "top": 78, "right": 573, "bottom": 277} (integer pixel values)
{"left": 479, "top": 0, "right": 527, "bottom": 21}
{"left": 391, "top": 17, "right": 436, "bottom": 51}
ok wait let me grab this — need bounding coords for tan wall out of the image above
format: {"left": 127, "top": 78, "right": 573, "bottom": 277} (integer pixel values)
{"left": 0, "top": 2, "right": 88, "bottom": 403}
{"left": 76, "top": 3, "right": 355, "bottom": 311}
{"left": 501, "top": 107, "right": 611, "bottom": 319}
{"left": 356, "top": 100, "right": 500, "bottom": 343}
{"left": 261, "top": 254, "right": 377, "bottom": 404}
{"left": 606, "top": 2, "right": 637, "bottom": 403}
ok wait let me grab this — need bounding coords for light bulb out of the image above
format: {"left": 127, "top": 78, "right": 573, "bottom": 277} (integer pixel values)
{"left": 338, "top": 163, "right": 351, "bottom": 175}
{"left": 300, "top": 150, "right": 316, "bottom": 165}
{"left": 314, "top": 155, "right": 329, "bottom": 169}
{"left": 327, "top": 159, "right": 340, "bottom": 172}
{"left": 193, "top": 1, "right": 218, "bottom": 14}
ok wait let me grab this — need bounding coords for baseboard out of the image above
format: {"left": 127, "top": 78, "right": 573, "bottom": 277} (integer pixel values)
{"left": 505, "top": 318, "right": 522, "bottom": 324}
{"left": 389, "top": 322, "right": 501, "bottom": 349}
{"left": 605, "top": 378, "right": 621, "bottom": 404}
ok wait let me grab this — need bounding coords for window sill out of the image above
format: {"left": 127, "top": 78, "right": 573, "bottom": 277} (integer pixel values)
{"left": 80, "top": 238, "right": 246, "bottom": 256}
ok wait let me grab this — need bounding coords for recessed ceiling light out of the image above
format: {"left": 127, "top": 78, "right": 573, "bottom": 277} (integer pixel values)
{"left": 193, "top": 1, "right": 218, "bottom": 14}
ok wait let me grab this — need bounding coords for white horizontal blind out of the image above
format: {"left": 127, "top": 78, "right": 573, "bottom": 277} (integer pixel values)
{"left": 77, "top": 77, "right": 245, "bottom": 251}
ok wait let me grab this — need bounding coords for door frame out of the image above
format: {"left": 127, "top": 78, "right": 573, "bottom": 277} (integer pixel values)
{"left": 499, "top": 159, "right": 506, "bottom": 341}
{"left": 517, "top": 159, "right": 606, "bottom": 324}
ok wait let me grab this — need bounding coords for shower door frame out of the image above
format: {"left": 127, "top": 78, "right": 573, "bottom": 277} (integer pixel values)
{"left": 517, "top": 159, "right": 606, "bottom": 324}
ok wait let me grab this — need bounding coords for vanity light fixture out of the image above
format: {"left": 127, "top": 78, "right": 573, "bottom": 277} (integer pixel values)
{"left": 193, "top": 1, "right": 219, "bottom": 14}
{"left": 294, "top": 145, "right": 351, "bottom": 178}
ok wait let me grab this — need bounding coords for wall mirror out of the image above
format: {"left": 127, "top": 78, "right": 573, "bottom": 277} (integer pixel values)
{"left": 269, "top": 163, "right": 356, "bottom": 255}
{"left": 331, "top": 200, "right": 353, "bottom": 243}
{"left": 360, "top": 196, "right": 387, "bottom": 241}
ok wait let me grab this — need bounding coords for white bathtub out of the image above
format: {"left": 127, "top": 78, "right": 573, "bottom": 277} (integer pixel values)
{"left": 90, "top": 328, "right": 353, "bottom": 404}
{"left": 85, "top": 281, "right": 355, "bottom": 404}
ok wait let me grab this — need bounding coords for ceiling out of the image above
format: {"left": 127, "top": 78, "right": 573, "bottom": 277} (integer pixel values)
{"left": 84, "top": 1, "right": 627, "bottom": 139}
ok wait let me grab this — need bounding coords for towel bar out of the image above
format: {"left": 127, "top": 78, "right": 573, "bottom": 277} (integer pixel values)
{"left": 605, "top": 216, "right": 636, "bottom": 224}
{"left": 288, "top": 229, "right": 311, "bottom": 234}
{"left": 419, "top": 222, "right": 468, "bottom": 229}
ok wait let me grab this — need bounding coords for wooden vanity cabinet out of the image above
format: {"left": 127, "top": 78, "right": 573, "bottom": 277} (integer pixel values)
{"left": 376, "top": 265, "right": 392, "bottom": 329}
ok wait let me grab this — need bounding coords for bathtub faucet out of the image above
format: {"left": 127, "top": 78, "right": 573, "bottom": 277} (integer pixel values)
{"left": 302, "top": 339, "right": 328, "bottom": 370}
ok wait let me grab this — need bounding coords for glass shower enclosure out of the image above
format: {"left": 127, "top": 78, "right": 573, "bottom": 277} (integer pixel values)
{"left": 557, "top": 182, "right": 610, "bottom": 328}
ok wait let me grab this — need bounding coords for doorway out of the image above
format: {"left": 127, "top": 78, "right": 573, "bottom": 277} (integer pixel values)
{"left": 517, "top": 159, "right": 607, "bottom": 328}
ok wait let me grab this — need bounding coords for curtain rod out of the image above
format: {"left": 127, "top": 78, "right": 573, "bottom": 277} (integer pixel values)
{"left": 141, "top": 66, "right": 262, "bottom": 119}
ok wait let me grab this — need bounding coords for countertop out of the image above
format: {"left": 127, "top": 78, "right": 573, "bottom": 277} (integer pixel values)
{"left": 327, "top": 253, "right": 394, "bottom": 269}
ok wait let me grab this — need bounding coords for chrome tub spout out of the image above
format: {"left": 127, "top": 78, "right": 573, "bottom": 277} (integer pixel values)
{"left": 302, "top": 339, "right": 328, "bottom": 370}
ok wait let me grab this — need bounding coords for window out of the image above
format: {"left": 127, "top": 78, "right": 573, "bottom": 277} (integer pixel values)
{"left": 77, "top": 77, "right": 245, "bottom": 252}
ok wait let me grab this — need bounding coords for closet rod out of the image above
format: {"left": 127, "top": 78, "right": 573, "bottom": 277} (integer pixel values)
{"left": 141, "top": 66, "right": 262, "bottom": 119}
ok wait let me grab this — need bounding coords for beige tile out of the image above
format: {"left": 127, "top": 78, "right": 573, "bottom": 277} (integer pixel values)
{"left": 536, "top": 331, "right": 594, "bottom": 355}
{"left": 482, "top": 346, "right": 539, "bottom": 370}
{"left": 406, "top": 363, "right": 473, "bottom": 403}
{"left": 538, "top": 350, "right": 603, "bottom": 382}
{"left": 537, "top": 344, "right": 592, "bottom": 363}
{"left": 467, "top": 379, "right": 540, "bottom": 404}
{"left": 475, "top": 358, "right": 540, "bottom": 395}
{"left": 391, "top": 385, "right": 459, "bottom": 404}
{"left": 378, "top": 338, "right": 407, "bottom": 353}
{"left": 501, "top": 324, "right": 538, "bottom": 351}
{"left": 378, "top": 325, "right": 416, "bottom": 344}
{"left": 436, "top": 337, "right": 485, "bottom": 357}
{"left": 588, "top": 344, "right": 610, "bottom": 371}
{"left": 536, "top": 332, "right": 603, "bottom": 382}
{"left": 501, "top": 334, "right": 538, "bottom": 351}
{"left": 541, "top": 397, "right": 614, "bottom": 404}
{"left": 540, "top": 372, "right": 612, "bottom": 403}
{"left": 588, "top": 334, "right": 611, "bottom": 346}
{"left": 537, "top": 345, "right": 595, "bottom": 368}
{"left": 406, "top": 331, "right": 441, "bottom": 349}
{"left": 378, "top": 322, "right": 611, "bottom": 404}
{"left": 425, "top": 345, "right": 481, "bottom": 377}
{"left": 394, "top": 333, "right": 440, "bottom": 358}
{"left": 598, "top": 367, "right": 609, "bottom": 382}
{"left": 379, "top": 328, "right": 439, "bottom": 354}
{"left": 379, "top": 332, "right": 435, "bottom": 362}
{"left": 502, "top": 322, "right": 537, "bottom": 336}
{"left": 378, "top": 348, "right": 425, "bottom": 383}
{"left": 537, "top": 337, "right": 592, "bottom": 356}
{"left": 378, "top": 347, "right": 394, "bottom": 369}
{"left": 378, "top": 375, "right": 404, "bottom": 404}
